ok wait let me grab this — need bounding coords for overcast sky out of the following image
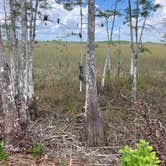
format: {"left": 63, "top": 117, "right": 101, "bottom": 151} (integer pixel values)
{"left": 0, "top": 0, "right": 165, "bottom": 42}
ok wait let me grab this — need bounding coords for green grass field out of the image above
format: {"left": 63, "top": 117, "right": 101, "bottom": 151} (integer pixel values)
{"left": 34, "top": 42, "right": 166, "bottom": 101}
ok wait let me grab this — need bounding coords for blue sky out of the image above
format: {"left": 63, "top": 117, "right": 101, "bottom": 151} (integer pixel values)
{"left": 0, "top": 0, "right": 164, "bottom": 42}
{"left": 35, "top": 0, "right": 165, "bottom": 42}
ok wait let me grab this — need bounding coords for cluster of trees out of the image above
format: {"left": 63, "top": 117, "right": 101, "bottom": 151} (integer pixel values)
{"left": 0, "top": 0, "right": 161, "bottom": 148}
{"left": 0, "top": 0, "right": 42, "bottom": 145}
{"left": 84, "top": 0, "right": 160, "bottom": 145}
{"left": 127, "top": 0, "right": 160, "bottom": 101}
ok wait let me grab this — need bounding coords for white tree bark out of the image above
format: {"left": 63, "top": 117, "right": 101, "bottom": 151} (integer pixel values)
{"left": 132, "top": 58, "right": 137, "bottom": 101}
{"left": 3, "top": 0, "right": 16, "bottom": 97}
{"left": 101, "top": 56, "right": 108, "bottom": 91}
{"left": 28, "top": 15, "right": 34, "bottom": 100}
{"left": 0, "top": 24, "right": 19, "bottom": 144}
{"left": 100, "top": 0, "right": 118, "bottom": 92}
{"left": 101, "top": 19, "right": 110, "bottom": 92}
{"left": 128, "top": 0, "right": 135, "bottom": 81}
{"left": 132, "top": 0, "right": 139, "bottom": 101}
{"left": 28, "top": 0, "right": 38, "bottom": 100}
{"left": 85, "top": 0, "right": 104, "bottom": 146}
{"left": 20, "top": 0, "right": 28, "bottom": 128}
{"left": 130, "top": 52, "right": 134, "bottom": 77}
{"left": 9, "top": 0, "right": 19, "bottom": 94}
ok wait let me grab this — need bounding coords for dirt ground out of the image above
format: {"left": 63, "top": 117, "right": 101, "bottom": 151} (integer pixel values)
{"left": 0, "top": 86, "right": 166, "bottom": 166}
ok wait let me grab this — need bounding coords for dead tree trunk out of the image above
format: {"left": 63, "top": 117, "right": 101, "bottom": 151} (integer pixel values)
{"left": 85, "top": 0, "right": 104, "bottom": 146}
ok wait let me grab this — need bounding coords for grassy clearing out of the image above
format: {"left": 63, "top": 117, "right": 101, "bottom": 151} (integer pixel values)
{"left": 34, "top": 42, "right": 166, "bottom": 105}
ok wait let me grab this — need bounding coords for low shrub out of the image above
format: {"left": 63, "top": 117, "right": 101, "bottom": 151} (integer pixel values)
{"left": 119, "top": 139, "right": 160, "bottom": 166}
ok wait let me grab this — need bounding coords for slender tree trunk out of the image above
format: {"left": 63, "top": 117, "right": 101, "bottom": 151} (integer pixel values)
{"left": 7, "top": 28, "right": 16, "bottom": 98}
{"left": 106, "top": 19, "right": 111, "bottom": 73}
{"left": 117, "top": 28, "right": 121, "bottom": 78}
{"left": 85, "top": 0, "right": 104, "bottom": 146}
{"left": 28, "top": 27, "right": 34, "bottom": 100}
{"left": 132, "top": 0, "right": 139, "bottom": 101}
{"left": 130, "top": 52, "right": 134, "bottom": 78}
{"left": 28, "top": 0, "right": 38, "bottom": 100}
{"left": 20, "top": 0, "right": 28, "bottom": 129}
{"left": 101, "top": 19, "right": 110, "bottom": 93}
{"left": 101, "top": 55, "right": 108, "bottom": 93}
{"left": 139, "top": 17, "right": 147, "bottom": 46}
{"left": 128, "top": 0, "right": 135, "bottom": 82}
{"left": 0, "top": 24, "right": 19, "bottom": 145}
{"left": 3, "top": 0, "right": 16, "bottom": 97}
{"left": 9, "top": 0, "right": 19, "bottom": 95}
{"left": 100, "top": 0, "right": 118, "bottom": 93}
{"left": 132, "top": 56, "right": 138, "bottom": 101}
{"left": 79, "top": 0, "right": 83, "bottom": 92}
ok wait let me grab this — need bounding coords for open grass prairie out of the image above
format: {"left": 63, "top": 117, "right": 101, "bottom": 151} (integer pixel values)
{"left": 34, "top": 42, "right": 166, "bottom": 100}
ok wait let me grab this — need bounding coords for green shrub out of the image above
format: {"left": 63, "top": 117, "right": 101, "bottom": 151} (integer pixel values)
{"left": 0, "top": 142, "right": 8, "bottom": 161}
{"left": 119, "top": 140, "right": 160, "bottom": 166}
{"left": 28, "top": 143, "right": 44, "bottom": 158}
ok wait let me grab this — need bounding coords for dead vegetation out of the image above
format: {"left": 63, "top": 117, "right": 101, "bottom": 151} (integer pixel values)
{"left": 0, "top": 76, "right": 166, "bottom": 165}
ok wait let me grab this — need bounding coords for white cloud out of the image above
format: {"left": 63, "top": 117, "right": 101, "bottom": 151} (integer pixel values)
{"left": 36, "top": 0, "right": 166, "bottom": 42}
{"left": 142, "top": 0, "right": 166, "bottom": 42}
{"left": 36, "top": 2, "right": 88, "bottom": 41}
{"left": 0, "top": 0, "right": 165, "bottom": 42}
{"left": 36, "top": 1, "right": 109, "bottom": 41}
{"left": 116, "top": 0, "right": 166, "bottom": 43}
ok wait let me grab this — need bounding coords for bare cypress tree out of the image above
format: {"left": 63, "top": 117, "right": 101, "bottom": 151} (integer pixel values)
{"left": 19, "top": 0, "right": 28, "bottom": 129}
{"left": 9, "top": 0, "right": 19, "bottom": 94}
{"left": 79, "top": 0, "right": 83, "bottom": 92}
{"left": 85, "top": 0, "right": 104, "bottom": 146}
{"left": 127, "top": 0, "right": 160, "bottom": 101}
{"left": 100, "top": 11, "right": 111, "bottom": 93}
{"left": 0, "top": 24, "right": 19, "bottom": 144}
{"left": 0, "top": 0, "right": 43, "bottom": 144}
{"left": 28, "top": 0, "right": 39, "bottom": 100}
{"left": 99, "top": 0, "right": 119, "bottom": 93}
{"left": 128, "top": 0, "right": 135, "bottom": 84}
{"left": 3, "top": 0, "right": 16, "bottom": 97}
{"left": 132, "top": 0, "right": 139, "bottom": 101}
{"left": 55, "top": 0, "right": 86, "bottom": 92}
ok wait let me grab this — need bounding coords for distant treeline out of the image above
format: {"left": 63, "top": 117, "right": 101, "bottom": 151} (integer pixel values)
{"left": 36, "top": 40, "right": 162, "bottom": 45}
